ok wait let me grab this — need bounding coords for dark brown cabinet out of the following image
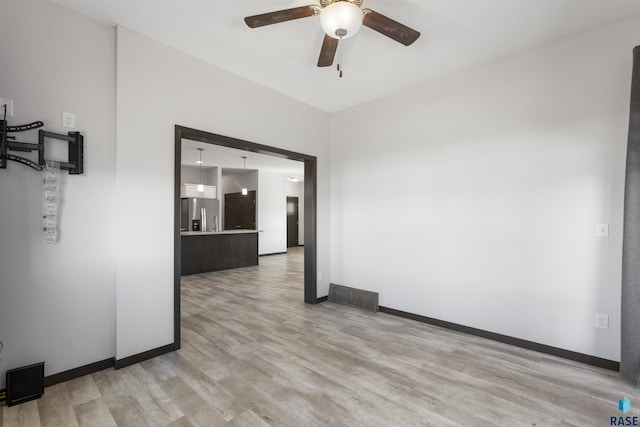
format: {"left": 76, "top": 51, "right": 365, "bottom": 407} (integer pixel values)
{"left": 181, "top": 232, "right": 258, "bottom": 275}
{"left": 224, "top": 190, "right": 256, "bottom": 230}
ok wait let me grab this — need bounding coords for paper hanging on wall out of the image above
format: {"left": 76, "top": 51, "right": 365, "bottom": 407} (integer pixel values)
{"left": 42, "top": 162, "right": 60, "bottom": 244}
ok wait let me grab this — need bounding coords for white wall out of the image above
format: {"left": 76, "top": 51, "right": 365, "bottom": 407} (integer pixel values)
{"left": 330, "top": 15, "right": 640, "bottom": 361}
{"left": 287, "top": 181, "right": 305, "bottom": 245}
{"left": 116, "top": 26, "right": 331, "bottom": 359}
{"left": 8, "top": 0, "right": 628, "bottom": 381}
{"left": 0, "top": 0, "right": 115, "bottom": 387}
{"left": 258, "top": 171, "right": 288, "bottom": 255}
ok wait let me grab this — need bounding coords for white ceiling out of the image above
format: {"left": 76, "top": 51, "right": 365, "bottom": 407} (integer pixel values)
{"left": 182, "top": 139, "right": 304, "bottom": 179}
{"left": 52, "top": 0, "right": 640, "bottom": 112}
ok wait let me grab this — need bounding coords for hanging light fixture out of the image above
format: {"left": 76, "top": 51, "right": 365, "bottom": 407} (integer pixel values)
{"left": 320, "top": 1, "right": 363, "bottom": 78}
{"left": 320, "top": 1, "right": 363, "bottom": 40}
{"left": 241, "top": 156, "right": 248, "bottom": 196}
{"left": 197, "top": 148, "right": 204, "bottom": 192}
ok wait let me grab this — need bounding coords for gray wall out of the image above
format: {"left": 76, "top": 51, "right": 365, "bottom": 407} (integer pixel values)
{"left": 181, "top": 165, "right": 218, "bottom": 187}
{"left": 0, "top": 0, "right": 116, "bottom": 387}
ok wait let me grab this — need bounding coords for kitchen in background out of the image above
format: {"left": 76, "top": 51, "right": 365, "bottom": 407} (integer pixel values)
{"left": 180, "top": 162, "right": 220, "bottom": 232}
{"left": 179, "top": 139, "right": 305, "bottom": 275}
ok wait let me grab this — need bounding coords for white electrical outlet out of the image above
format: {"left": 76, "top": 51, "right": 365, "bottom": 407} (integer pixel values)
{"left": 317, "top": 272, "right": 323, "bottom": 281}
{"left": 596, "top": 223, "right": 609, "bottom": 238}
{"left": 62, "top": 111, "right": 75, "bottom": 128}
{"left": 0, "top": 98, "right": 14, "bottom": 117}
{"left": 595, "top": 313, "right": 609, "bottom": 329}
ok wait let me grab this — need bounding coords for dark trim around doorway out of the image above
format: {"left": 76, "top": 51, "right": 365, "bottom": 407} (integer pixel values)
{"left": 174, "top": 125, "right": 320, "bottom": 349}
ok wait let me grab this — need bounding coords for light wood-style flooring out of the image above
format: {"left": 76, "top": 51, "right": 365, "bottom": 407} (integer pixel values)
{"left": 2, "top": 246, "right": 640, "bottom": 426}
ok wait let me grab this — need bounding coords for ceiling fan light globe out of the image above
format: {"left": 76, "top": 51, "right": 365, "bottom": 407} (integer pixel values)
{"left": 320, "top": 1, "right": 362, "bottom": 39}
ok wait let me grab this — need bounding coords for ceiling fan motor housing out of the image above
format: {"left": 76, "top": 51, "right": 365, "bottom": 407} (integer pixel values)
{"left": 321, "top": 0, "right": 363, "bottom": 8}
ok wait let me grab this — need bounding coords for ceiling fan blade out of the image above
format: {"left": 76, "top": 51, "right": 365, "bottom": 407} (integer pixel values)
{"left": 362, "top": 9, "right": 420, "bottom": 46}
{"left": 317, "top": 34, "right": 339, "bottom": 67}
{"left": 244, "top": 5, "right": 317, "bottom": 28}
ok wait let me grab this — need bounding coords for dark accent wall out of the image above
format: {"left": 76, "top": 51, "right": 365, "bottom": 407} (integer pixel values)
{"left": 622, "top": 45, "right": 640, "bottom": 385}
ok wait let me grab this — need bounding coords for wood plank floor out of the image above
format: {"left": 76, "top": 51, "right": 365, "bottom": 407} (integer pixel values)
{"left": 2, "top": 246, "right": 640, "bottom": 426}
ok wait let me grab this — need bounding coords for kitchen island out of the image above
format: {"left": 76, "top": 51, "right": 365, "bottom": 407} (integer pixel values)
{"left": 181, "top": 230, "right": 258, "bottom": 275}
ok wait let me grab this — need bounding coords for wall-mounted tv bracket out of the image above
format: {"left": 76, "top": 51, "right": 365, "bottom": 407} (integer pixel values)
{"left": 38, "top": 130, "right": 84, "bottom": 175}
{"left": 0, "top": 105, "right": 84, "bottom": 174}
{"left": 1, "top": 119, "right": 45, "bottom": 171}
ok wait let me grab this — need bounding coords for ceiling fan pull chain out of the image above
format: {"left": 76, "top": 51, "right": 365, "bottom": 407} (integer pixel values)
{"left": 338, "top": 35, "right": 343, "bottom": 78}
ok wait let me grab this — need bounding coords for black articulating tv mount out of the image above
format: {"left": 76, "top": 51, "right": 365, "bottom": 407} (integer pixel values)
{"left": 0, "top": 105, "right": 83, "bottom": 174}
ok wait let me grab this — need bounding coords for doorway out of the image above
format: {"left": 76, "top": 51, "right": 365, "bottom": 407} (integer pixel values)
{"left": 287, "top": 196, "right": 299, "bottom": 247}
{"left": 174, "top": 125, "right": 319, "bottom": 349}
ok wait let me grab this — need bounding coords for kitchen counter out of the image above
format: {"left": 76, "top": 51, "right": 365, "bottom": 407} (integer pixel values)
{"left": 181, "top": 229, "right": 259, "bottom": 236}
{"left": 181, "top": 230, "right": 258, "bottom": 275}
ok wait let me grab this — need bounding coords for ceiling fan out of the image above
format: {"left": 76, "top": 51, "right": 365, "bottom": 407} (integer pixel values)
{"left": 244, "top": 0, "right": 420, "bottom": 73}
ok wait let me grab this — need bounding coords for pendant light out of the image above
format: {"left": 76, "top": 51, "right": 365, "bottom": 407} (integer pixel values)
{"left": 320, "top": 0, "right": 363, "bottom": 78}
{"left": 320, "top": 1, "right": 363, "bottom": 40}
{"left": 241, "top": 156, "right": 248, "bottom": 196}
{"left": 197, "top": 148, "right": 204, "bottom": 192}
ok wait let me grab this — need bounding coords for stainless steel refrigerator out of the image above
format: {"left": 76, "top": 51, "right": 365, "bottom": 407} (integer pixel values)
{"left": 181, "top": 197, "right": 220, "bottom": 232}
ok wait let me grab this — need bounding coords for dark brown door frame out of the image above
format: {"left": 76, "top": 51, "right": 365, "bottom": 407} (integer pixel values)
{"left": 174, "top": 125, "right": 319, "bottom": 348}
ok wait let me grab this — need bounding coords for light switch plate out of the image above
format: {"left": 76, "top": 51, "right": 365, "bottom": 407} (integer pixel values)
{"left": 0, "top": 98, "right": 14, "bottom": 117}
{"left": 596, "top": 223, "right": 609, "bottom": 238}
{"left": 62, "top": 112, "right": 75, "bottom": 128}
